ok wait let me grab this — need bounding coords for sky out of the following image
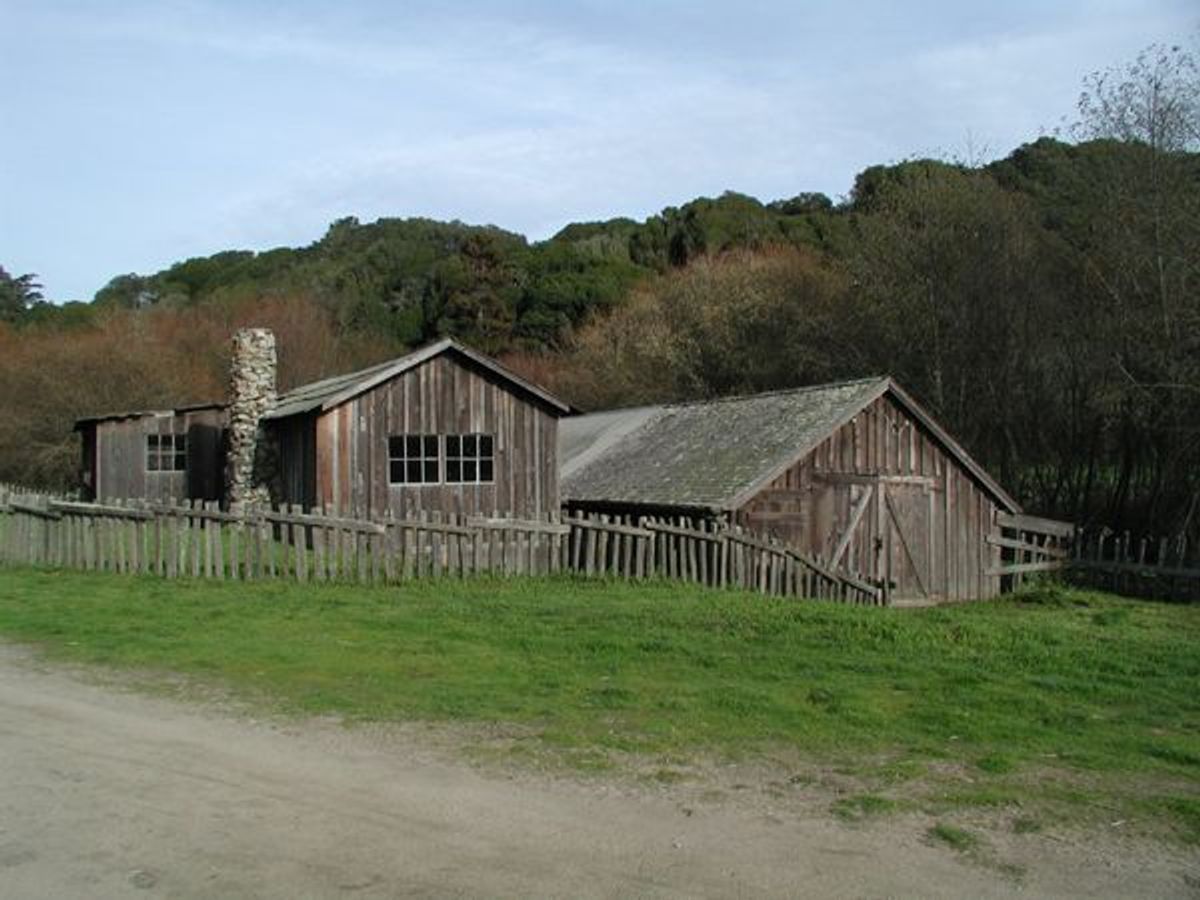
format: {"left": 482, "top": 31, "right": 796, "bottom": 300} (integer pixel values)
{"left": 1, "top": 1, "right": 1196, "bottom": 302}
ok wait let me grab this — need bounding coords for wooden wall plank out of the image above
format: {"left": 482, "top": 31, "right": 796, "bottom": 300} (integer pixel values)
{"left": 306, "top": 354, "right": 561, "bottom": 524}
{"left": 733, "top": 393, "right": 1011, "bottom": 601}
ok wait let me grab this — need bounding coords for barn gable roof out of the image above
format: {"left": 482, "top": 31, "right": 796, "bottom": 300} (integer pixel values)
{"left": 559, "top": 377, "right": 1019, "bottom": 513}
{"left": 265, "top": 338, "right": 572, "bottom": 420}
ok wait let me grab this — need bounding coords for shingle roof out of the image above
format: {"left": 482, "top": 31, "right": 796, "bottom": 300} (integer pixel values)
{"left": 266, "top": 358, "right": 399, "bottom": 420}
{"left": 265, "top": 338, "right": 572, "bottom": 420}
{"left": 559, "top": 404, "right": 661, "bottom": 480}
{"left": 560, "top": 377, "right": 1019, "bottom": 513}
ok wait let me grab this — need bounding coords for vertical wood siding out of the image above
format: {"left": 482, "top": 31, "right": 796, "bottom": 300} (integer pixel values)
{"left": 736, "top": 394, "right": 1003, "bottom": 601}
{"left": 305, "top": 355, "right": 559, "bottom": 520}
{"left": 91, "top": 408, "right": 226, "bottom": 503}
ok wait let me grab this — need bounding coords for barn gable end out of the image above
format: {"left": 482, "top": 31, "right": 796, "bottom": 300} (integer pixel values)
{"left": 736, "top": 390, "right": 1012, "bottom": 602}
{"left": 559, "top": 377, "right": 1018, "bottom": 602}
{"left": 268, "top": 340, "right": 568, "bottom": 521}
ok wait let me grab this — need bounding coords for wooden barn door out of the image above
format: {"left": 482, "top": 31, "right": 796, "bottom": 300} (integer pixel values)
{"left": 879, "top": 479, "right": 939, "bottom": 604}
{"left": 815, "top": 475, "right": 942, "bottom": 605}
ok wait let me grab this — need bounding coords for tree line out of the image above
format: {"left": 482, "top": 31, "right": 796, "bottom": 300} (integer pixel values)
{"left": 3, "top": 42, "right": 1197, "bottom": 538}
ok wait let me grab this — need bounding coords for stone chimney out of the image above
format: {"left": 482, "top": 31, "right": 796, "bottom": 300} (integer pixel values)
{"left": 225, "top": 328, "right": 277, "bottom": 511}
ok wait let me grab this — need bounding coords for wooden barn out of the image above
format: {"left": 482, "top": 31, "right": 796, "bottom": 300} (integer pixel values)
{"left": 75, "top": 404, "right": 227, "bottom": 503}
{"left": 560, "top": 377, "right": 1021, "bottom": 602}
{"left": 264, "top": 338, "right": 571, "bottom": 520}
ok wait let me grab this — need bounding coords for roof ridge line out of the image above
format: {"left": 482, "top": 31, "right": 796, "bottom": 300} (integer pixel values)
{"left": 570, "top": 376, "right": 888, "bottom": 419}
{"left": 661, "top": 375, "right": 888, "bottom": 411}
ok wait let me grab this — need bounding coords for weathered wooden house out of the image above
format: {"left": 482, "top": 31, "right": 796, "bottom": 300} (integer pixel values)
{"left": 75, "top": 404, "right": 227, "bottom": 503}
{"left": 76, "top": 333, "right": 571, "bottom": 522}
{"left": 262, "top": 338, "right": 571, "bottom": 519}
{"left": 559, "top": 377, "right": 1020, "bottom": 602}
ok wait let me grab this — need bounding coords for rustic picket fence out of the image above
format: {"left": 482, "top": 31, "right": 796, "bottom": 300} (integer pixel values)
{"left": 567, "top": 512, "right": 881, "bottom": 603}
{"left": 0, "top": 489, "right": 882, "bottom": 604}
{"left": 1069, "top": 527, "right": 1200, "bottom": 603}
{"left": 982, "top": 511, "right": 1200, "bottom": 602}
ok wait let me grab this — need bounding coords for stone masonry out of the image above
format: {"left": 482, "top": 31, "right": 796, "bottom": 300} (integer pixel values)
{"left": 225, "top": 328, "right": 277, "bottom": 511}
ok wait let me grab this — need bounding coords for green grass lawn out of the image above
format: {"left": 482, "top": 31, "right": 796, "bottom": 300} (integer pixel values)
{"left": 0, "top": 566, "right": 1197, "bottom": 841}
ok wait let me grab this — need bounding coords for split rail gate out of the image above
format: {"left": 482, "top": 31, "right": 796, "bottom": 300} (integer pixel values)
{"left": 987, "top": 512, "right": 1075, "bottom": 588}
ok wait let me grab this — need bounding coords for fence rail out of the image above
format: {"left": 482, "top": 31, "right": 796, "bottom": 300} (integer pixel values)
{"left": 985, "top": 511, "right": 1075, "bottom": 588}
{"left": 1070, "top": 528, "right": 1200, "bottom": 603}
{"left": 984, "top": 511, "right": 1199, "bottom": 602}
{"left": 0, "top": 489, "right": 881, "bottom": 605}
{"left": 6, "top": 482, "right": 1196, "bottom": 604}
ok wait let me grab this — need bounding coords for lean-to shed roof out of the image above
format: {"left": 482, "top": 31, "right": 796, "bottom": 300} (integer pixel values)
{"left": 265, "top": 338, "right": 572, "bottom": 420}
{"left": 560, "top": 377, "right": 1019, "bottom": 513}
{"left": 73, "top": 402, "right": 225, "bottom": 431}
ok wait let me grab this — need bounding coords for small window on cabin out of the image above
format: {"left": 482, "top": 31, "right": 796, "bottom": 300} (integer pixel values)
{"left": 445, "top": 432, "right": 494, "bottom": 484}
{"left": 388, "top": 433, "right": 440, "bottom": 485}
{"left": 146, "top": 433, "right": 187, "bottom": 473}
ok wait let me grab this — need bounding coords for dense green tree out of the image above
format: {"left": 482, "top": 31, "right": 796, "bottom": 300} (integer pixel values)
{"left": 0, "top": 266, "right": 44, "bottom": 323}
{"left": 94, "top": 272, "right": 156, "bottom": 309}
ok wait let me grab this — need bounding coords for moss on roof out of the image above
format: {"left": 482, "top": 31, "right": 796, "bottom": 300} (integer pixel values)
{"left": 560, "top": 377, "right": 889, "bottom": 511}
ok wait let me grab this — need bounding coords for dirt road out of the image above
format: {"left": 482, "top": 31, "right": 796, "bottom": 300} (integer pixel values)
{"left": 0, "top": 643, "right": 1193, "bottom": 899}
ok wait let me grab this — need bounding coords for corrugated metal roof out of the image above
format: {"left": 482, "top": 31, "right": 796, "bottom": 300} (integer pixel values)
{"left": 560, "top": 377, "right": 889, "bottom": 511}
{"left": 265, "top": 338, "right": 572, "bottom": 420}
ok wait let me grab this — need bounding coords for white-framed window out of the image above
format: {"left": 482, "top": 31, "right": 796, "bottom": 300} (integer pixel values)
{"left": 388, "top": 434, "right": 440, "bottom": 484}
{"left": 146, "top": 433, "right": 187, "bottom": 472}
{"left": 445, "top": 433, "right": 494, "bottom": 484}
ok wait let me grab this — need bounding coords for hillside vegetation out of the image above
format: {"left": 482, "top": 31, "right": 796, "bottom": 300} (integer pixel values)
{"left": 1, "top": 44, "right": 1197, "bottom": 538}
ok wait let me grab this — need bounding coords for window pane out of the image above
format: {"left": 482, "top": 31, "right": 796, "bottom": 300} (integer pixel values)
{"left": 463, "top": 434, "right": 476, "bottom": 456}
{"left": 175, "top": 453, "right": 187, "bottom": 471}
{"left": 424, "top": 435, "right": 438, "bottom": 457}
{"left": 390, "top": 460, "right": 405, "bottom": 483}
{"left": 463, "top": 460, "right": 477, "bottom": 482}
{"left": 445, "top": 434, "right": 460, "bottom": 457}
{"left": 480, "top": 434, "right": 493, "bottom": 457}
{"left": 148, "top": 435, "right": 160, "bottom": 448}
{"left": 402, "top": 435, "right": 417, "bottom": 457}
{"left": 147, "top": 455, "right": 159, "bottom": 472}
{"left": 480, "top": 460, "right": 493, "bottom": 482}
{"left": 424, "top": 460, "right": 438, "bottom": 482}
{"left": 175, "top": 435, "right": 187, "bottom": 452}
{"left": 446, "top": 460, "right": 461, "bottom": 482}
{"left": 389, "top": 436, "right": 402, "bottom": 458}
{"left": 407, "top": 460, "right": 421, "bottom": 482}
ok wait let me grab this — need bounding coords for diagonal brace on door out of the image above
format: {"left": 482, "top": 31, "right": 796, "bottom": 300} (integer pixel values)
{"left": 830, "top": 484, "right": 875, "bottom": 569}
{"left": 884, "top": 490, "right": 928, "bottom": 596}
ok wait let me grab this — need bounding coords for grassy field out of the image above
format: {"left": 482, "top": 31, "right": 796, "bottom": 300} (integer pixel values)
{"left": 0, "top": 566, "right": 1197, "bottom": 842}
